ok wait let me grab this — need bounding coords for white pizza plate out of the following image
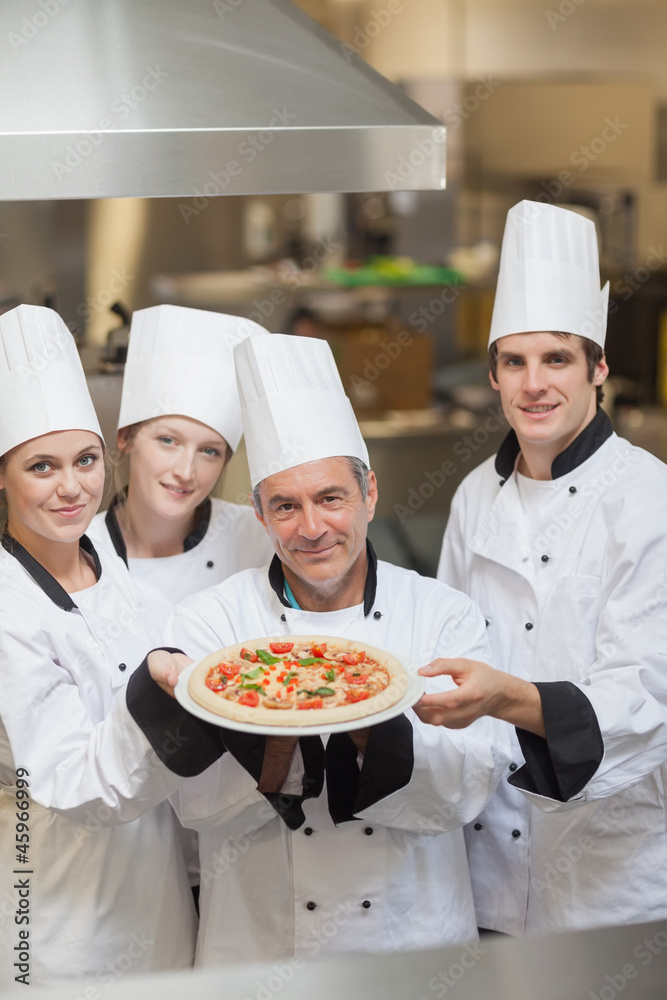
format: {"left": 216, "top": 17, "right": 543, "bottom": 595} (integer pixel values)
{"left": 175, "top": 658, "right": 425, "bottom": 736}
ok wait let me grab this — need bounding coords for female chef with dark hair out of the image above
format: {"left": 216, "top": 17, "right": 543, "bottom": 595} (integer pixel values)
{"left": 88, "top": 304, "right": 273, "bottom": 634}
{"left": 0, "top": 305, "right": 197, "bottom": 985}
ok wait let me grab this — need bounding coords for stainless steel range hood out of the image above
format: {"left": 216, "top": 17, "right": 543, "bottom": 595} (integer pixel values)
{"left": 0, "top": 0, "right": 446, "bottom": 200}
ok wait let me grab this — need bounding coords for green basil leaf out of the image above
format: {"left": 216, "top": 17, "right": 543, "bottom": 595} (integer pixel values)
{"left": 324, "top": 669, "right": 336, "bottom": 682}
{"left": 256, "top": 649, "right": 281, "bottom": 665}
{"left": 240, "top": 682, "right": 263, "bottom": 691}
{"left": 282, "top": 671, "right": 297, "bottom": 686}
{"left": 297, "top": 657, "right": 325, "bottom": 666}
{"left": 241, "top": 666, "right": 264, "bottom": 680}
{"left": 299, "top": 687, "right": 335, "bottom": 698}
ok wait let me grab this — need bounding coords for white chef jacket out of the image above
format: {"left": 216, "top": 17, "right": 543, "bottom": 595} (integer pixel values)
{"left": 437, "top": 410, "right": 667, "bottom": 936}
{"left": 0, "top": 535, "right": 197, "bottom": 986}
{"left": 89, "top": 495, "right": 274, "bottom": 885}
{"left": 89, "top": 496, "right": 274, "bottom": 633}
{"left": 156, "top": 551, "right": 511, "bottom": 965}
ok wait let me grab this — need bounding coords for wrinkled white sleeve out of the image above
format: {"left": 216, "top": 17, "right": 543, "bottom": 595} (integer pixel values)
{"left": 514, "top": 487, "right": 667, "bottom": 810}
{"left": 0, "top": 626, "right": 184, "bottom": 825}
{"left": 436, "top": 485, "right": 468, "bottom": 591}
{"left": 357, "top": 598, "right": 512, "bottom": 834}
{"left": 165, "top": 600, "right": 272, "bottom": 836}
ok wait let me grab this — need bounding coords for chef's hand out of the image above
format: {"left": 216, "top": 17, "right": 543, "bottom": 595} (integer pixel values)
{"left": 415, "top": 658, "right": 545, "bottom": 737}
{"left": 147, "top": 650, "right": 193, "bottom": 699}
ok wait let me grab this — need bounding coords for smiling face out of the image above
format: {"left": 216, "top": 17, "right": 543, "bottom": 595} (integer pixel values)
{"left": 256, "top": 457, "right": 378, "bottom": 609}
{"left": 120, "top": 415, "right": 229, "bottom": 524}
{"left": 0, "top": 430, "right": 105, "bottom": 549}
{"left": 490, "top": 331, "right": 608, "bottom": 468}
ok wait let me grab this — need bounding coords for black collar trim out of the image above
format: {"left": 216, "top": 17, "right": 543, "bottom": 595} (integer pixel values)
{"left": 494, "top": 408, "right": 613, "bottom": 481}
{"left": 105, "top": 492, "right": 128, "bottom": 565}
{"left": 267, "top": 539, "right": 379, "bottom": 618}
{"left": 105, "top": 492, "right": 212, "bottom": 566}
{"left": 1, "top": 532, "right": 102, "bottom": 611}
{"left": 183, "top": 498, "right": 211, "bottom": 552}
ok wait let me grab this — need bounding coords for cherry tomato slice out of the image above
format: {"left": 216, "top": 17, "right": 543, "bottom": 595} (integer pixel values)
{"left": 238, "top": 690, "right": 260, "bottom": 707}
{"left": 346, "top": 689, "right": 370, "bottom": 703}
{"left": 298, "top": 696, "right": 323, "bottom": 710}
{"left": 219, "top": 661, "right": 241, "bottom": 678}
{"left": 344, "top": 668, "right": 369, "bottom": 685}
{"left": 240, "top": 648, "right": 259, "bottom": 663}
{"left": 205, "top": 672, "right": 226, "bottom": 692}
{"left": 310, "top": 644, "right": 327, "bottom": 658}
{"left": 341, "top": 651, "right": 367, "bottom": 666}
{"left": 269, "top": 642, "right": 294, "bottom": 654}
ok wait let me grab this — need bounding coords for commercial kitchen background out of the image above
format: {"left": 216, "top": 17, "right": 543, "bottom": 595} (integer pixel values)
{"left": 2, "top": 0, "right": 666, "bottom": 577}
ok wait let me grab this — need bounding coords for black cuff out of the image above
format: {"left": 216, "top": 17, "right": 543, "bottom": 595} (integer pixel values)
{"left": 221, "top": 734, "right": 325, "bottom": 831}
{"left": 326, "top": 732, "right": 363, "bottom": 825}
{"left": 126, "top": 649, "right": 225, "bottom": 777}
{"left": 219, "top": 729, "right": 267, "bottom": 783}
{"left": 509, "top": 681, "right": 604, "bottom": 801}
{"left": 343, "top": 715, "right": 415, "bottom": 818}
{"left": 262, "top": 793, "right": 308, "bottom": 831}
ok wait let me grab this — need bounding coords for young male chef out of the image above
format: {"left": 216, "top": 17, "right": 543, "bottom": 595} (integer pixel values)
{"left": 422, "top": 200, "right": 667, "bottom": 936}
{"left": 128, "top": 333, "right": 514, "bottom": 965}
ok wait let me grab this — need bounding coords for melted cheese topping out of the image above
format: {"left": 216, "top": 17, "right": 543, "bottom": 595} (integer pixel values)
{"left": 205, "top": 640, "right": 389, "bottom": 711}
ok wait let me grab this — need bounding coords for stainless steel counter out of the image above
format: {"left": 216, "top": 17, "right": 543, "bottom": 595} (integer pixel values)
{"left": 8, "top": 918, "right": 667, "bottom": 999}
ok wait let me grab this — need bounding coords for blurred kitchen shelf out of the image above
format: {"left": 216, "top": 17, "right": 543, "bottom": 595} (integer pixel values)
{"left": 615, "top": 405, "right": 667, "bottom": 463}
{"left": 323, "top": 258, "right": 465, "bottom": 288}
{"left": 152, "top": 262, "right": 465, "bottom": 314}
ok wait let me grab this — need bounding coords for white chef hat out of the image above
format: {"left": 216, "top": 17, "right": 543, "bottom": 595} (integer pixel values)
{"left": 488, "top": 200, "right": 610, "bottom": 348}
{"left": 234, "top": 334, "right": 370, "bottom": 487}
{"left": 0, "top": 305, "right": 103, "bottom": 457}
{"left": 117, "top": 305, "right": 267, "bottom": 451}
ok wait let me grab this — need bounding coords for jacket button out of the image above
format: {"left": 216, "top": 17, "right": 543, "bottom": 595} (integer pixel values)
{"left": 206, "top": 560, "right": 214, "bottom": 568}
{"left": 304, "top": 827, "right": 314, "bottom": 836}
{"left": 473, "top": 822, "right": 483, "bottom": 831}
{"left": 118, "top": 663, "right": 127, "bottom": 672}
{"left": 362, "top": 900, "right": 372, "bottom": 909}
{"left": 373, "top": 611, "right": 382, "bottom": 619}
{"left": 512, "top": 829, "right": 521, "bottom": 839}
{"left": 280, "top": 614, "right": 286, "bottom": 622}
{"left": 541, "top": 554, "right": 549, "bottom": 563}
{"left": 525, "top": 622, "right": 533, "bottom": 631}
{"left": 306, "top": 901, "right": 317, "bottom": 911}
{"left": 499, "top": 479, "right": 506, "bottom": 487}
{"left": 569, "top": 486, "right": 577, "bottom": 494}
{"left": 364, "top": 826, "right": 373, "bottom": 836}
{"left": 509, "top": 763, "right": 517, "bottom": 772}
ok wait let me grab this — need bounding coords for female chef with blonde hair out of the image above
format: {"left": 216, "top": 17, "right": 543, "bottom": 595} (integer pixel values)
{"left": 88, "top": 304, "right": 273, "bottom": 633}
{"left": 0, "top": 305, "right": 198, "bottom": 985}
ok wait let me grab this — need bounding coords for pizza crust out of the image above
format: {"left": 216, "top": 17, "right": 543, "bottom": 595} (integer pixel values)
{"left": 187, "top": 635, "right": 410, "bottom": 728}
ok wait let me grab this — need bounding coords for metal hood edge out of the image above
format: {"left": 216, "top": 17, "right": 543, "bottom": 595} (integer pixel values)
{"left": 0, "top": 0, "right": 446, "bottom": 200}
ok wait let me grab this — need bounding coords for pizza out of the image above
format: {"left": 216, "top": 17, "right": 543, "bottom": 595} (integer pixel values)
{"left": 187, "top": 635, "right": 410, "bottom": 728}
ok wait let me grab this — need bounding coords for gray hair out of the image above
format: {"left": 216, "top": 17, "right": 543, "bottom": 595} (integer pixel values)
{"left": 252, "top": 456, "right": 370, "bottom": 518}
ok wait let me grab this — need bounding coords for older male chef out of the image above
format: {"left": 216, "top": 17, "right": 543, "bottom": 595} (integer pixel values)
{"left": 128, "top": 333, "right": 512, "bottom": 965}
{"left": 423, "top": 200, "right": 667, "bottom": 936}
